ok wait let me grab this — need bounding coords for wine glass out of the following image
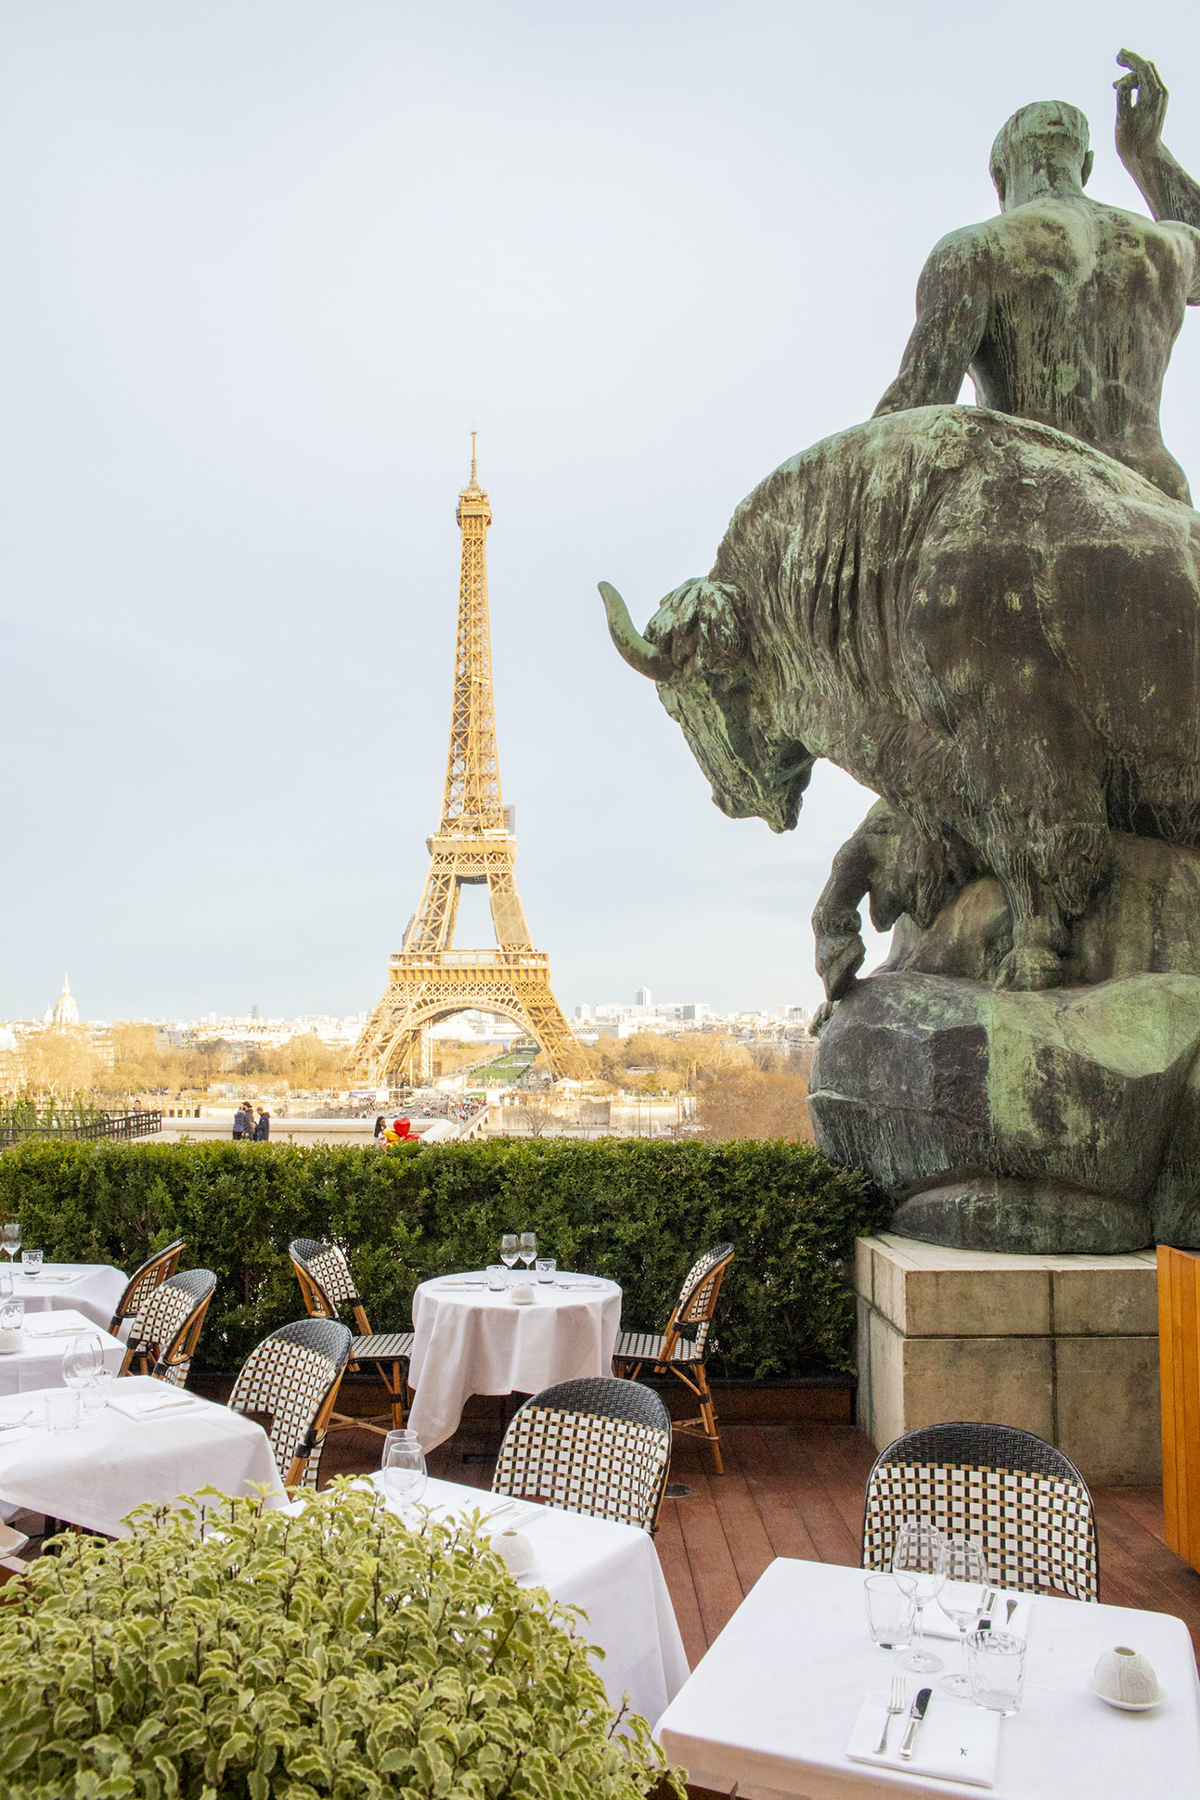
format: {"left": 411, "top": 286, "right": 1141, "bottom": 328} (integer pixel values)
{"left": 518, "top": 1231, "right": 537, "bottom": 1273}
{"left": 892, "top": 1519, "right": 946, "bottom": 1673}
{"left": 937, "top": 1534, "right": 990, "bottom": 1696}
{"left": 62, "top": 1333, "right": 104, "bottom": 1396}
{"left": 499, "top": 1234, "right": 519, "bottom": 1286}
{"left": 1, "top": 1223, "right": 20, "bottom": 1267}
{"left": 381, "top": 1429, "right": 427, "bottom": 1524}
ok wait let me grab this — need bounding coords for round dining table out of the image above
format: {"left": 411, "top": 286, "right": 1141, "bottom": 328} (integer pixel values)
{"left": 405, "top": 1272, "right": 622, "bottom": 1451}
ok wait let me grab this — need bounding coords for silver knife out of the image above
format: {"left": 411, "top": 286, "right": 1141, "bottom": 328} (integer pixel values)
{"left": 898, "top": 1687, "right": 932, "bottom": 1760}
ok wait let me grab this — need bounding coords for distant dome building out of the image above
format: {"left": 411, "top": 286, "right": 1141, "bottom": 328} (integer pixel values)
{"left": 46, "top": 975, "right": 79, "bottom": 1029}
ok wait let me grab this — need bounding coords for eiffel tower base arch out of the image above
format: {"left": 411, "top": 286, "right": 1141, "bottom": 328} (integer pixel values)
{"left": 351, "top": 951, "right": 589, "bottom": 1088}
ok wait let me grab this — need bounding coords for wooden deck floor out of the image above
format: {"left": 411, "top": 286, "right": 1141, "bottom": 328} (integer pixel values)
{"left": 323, "top": 1414, "right": 1200, "bottom": 1668}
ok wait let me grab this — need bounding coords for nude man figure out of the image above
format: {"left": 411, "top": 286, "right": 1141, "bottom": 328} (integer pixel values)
{"left": 875, "top": 50, "right": 1200, "bottom": 503}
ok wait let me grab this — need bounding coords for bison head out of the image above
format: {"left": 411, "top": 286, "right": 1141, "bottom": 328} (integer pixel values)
{"left": 599, "top": 578, "right": 814, "bottom": 833}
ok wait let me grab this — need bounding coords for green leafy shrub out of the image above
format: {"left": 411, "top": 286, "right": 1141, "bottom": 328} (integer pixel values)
{"left": 0, "top": 1137, "right": 886, "bottom": 1377}
{"left": 0, "top": 1483, "right": 683, "bottom": 1800}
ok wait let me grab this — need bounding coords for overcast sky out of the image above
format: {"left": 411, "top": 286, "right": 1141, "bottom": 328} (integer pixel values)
{"left": 3, "top": 1, "right": 1199, "bottom": 1022}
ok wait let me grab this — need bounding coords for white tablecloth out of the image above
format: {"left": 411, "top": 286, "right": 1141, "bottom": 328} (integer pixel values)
{"left": 6, "top": 1262, "right": 127, "bottom": 1330}
{"left": 0, "top": 1310, "right": 124, "bottom": 1394}
{"left": 0, "top": 1376, "right": 283, "bottom": 1537}
{"left": 372, "top": 1471, "right": 688, "bottom": 1725}
{"left": 406, "top": 1273, "right": 623, "bottom": 1451}
{"left": 656, "top": 1558, "right": 1200, "bottom": 1799}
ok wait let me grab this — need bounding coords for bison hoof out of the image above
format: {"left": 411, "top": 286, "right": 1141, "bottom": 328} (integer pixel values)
{"left": 997, "top": 946, "right": 1064, "bottom": 991}
{"left": 816, "top": 931, "right": 866, "bottom": 1001}
{"left": 810, "top": 1000, "right": 836, "bottom": 1036}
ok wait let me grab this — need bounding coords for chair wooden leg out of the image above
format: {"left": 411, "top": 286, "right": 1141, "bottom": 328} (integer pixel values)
{"left": 694, "top": 1364, "right": 723, "bottom": 1474}
{"left": 328, "top": 1362, "right": 409, "bottom": 1437}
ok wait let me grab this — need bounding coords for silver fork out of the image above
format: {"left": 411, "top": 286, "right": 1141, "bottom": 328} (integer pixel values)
{"left": 874, "top": 1675, "right": 906, "bottom": 1755}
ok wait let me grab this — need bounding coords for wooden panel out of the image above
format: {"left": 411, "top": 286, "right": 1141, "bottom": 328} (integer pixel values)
{"left": 1158, "top": 1245, "right": 1200, "bottom": 1570}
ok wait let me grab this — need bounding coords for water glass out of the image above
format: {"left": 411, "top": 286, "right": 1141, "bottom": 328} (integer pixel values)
{"left": 0, "top": 1223, "right": 18, "bottom": 1265}
{"left": 21, "top": 1250, "right": 42, "bottom": 1277}
{"left": 0, "top": 1298, "right": 24, "bottom": 1351}
{"left": 45, "top": 1390, "right": 81, "bottom": 1433}
{"left": 892, "top": 1519, "right": 946, "bottom": 1673}
{"left": 381, "top": 1429, "right": 427, "bottom": 1522}
{"left": 487, "top": 1264, "right": 506, "bottom": 1291}
{"left": 0, "top": 1267, "right": 11, "bottom": 1301}
{"left": 535, "top": 1257, "right": 556, "bottom": 1283}
{"left": 967, "top": 1629, "right": 1026, "bottom": 1714}
{"left": 82, "top": 1367, "right": 114, "bottom": 1416}
{"left": 863, "top": 1573, "right": 915, "bottom": 1648}
{"left": 519, "top": 1231, "right": 537, "bottom": 1271}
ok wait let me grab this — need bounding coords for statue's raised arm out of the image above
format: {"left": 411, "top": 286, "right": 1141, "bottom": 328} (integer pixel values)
{"left": 1115, "top": 50, "right": 1200, "bottom": 232}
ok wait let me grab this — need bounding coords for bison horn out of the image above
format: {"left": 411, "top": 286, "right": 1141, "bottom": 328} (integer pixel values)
{"left": 598, "top": 581, "right": 664, "bottom": 680}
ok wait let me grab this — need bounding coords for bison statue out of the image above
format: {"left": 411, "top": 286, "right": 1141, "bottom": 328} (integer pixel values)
{"left": 601, "top": 403, "right": 1200, "bottom": 995}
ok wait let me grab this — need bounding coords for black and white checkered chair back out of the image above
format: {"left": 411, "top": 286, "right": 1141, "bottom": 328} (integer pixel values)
{"left": 673, "top": 1242, "right": 734, "bottom": 1358}
{"left": 862, "top": 1422, "right": 1099, "bottom": 1602}
{"left": 492, "top": 1376, "right": 671, "bottom": 1532}
{"left": 229, "top": 1318, "right": 351, "bottom": 1489}
{"left": 130, "top": 1268, "right": 216, "bottom": 1387}
{"left": 113, "top": 1238, "right": 185, "bottom": 1335}
{"left": 289, "top": 1238, "right": 359, "bottom": 1315}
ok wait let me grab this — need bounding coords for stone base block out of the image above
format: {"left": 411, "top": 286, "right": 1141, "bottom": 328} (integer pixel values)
{"left": 854, "top": 1234, "right": 1160, "bottom": 1486}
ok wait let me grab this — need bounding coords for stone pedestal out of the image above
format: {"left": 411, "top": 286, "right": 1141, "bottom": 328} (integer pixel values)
{"left": 853, "top": 1234, "right": 1160, "bottom": 1486}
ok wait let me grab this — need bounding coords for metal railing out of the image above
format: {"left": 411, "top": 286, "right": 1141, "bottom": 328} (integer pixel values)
{"left": 0, "top": 1110, "right": 162, "bottom": 1147}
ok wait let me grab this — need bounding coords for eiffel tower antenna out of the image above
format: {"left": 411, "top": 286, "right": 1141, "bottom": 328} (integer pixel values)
{"left": 351, "top": 440, "right": 586, "bottom": 1088}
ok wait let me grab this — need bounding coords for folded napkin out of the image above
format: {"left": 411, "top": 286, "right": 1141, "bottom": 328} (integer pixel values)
{"left": 439, "top": 1279, "right": 485, "bottom": 1287}
{"left": 926, "top": 1583, "right": 1033, "bottom": 1643}
{"left": 107, "top": 1389, "right": 196, "bottom": 1420}
{"left": 18, "top": 1273, "right": 73, "bottom": 1284}
{"left": 0, "top": 1426, "right": 33, "bottom": 1446}
{"left": 847, "top": 1691, "right": 1000, "bottom": 1788}
{"left": 556, "top": 1279, "right": 605, "bottom": 1290}
{"left": 21, "top": 1311, "right": 97, "bottom": 1338}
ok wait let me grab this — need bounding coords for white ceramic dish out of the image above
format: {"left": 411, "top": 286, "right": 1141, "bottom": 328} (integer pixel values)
{"left": 1090, "top": 1678, "right": 1165, "bottom": 1712}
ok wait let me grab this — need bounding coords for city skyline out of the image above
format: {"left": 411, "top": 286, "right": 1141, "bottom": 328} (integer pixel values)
{"left": 3, "top": 4, "right": 1196, "bottom": 1021}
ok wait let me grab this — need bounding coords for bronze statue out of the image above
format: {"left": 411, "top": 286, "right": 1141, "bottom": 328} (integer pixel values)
{"left": 875, "top": 55, "right": 1200, "bottom": 503}
{"left": 602, "top": 403, "right": 1200, "bottom": 996}
{"left": 600, "top": 53, "right": 1200, "bottom": 1252}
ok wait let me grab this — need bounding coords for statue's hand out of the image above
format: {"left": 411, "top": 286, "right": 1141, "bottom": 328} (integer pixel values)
{"left": 1115, "top": 48, "right": 1168, "bottom": 170}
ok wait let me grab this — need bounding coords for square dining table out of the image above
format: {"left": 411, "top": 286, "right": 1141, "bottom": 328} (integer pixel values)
{"left": 372, "top": 1471, "right": 689, "bottom": 1727}
{"left": 655, "top": 1558, "right": 1200, "bottom": 1799}
{"left": 0, "top": 1377, "right": 283, "bottom": 1538}
{"left": 0, "top": 1309, "right": 125, "bottom": 1396}
{"left": 6, "top": 1262, "right": 128, "bottom": 1331}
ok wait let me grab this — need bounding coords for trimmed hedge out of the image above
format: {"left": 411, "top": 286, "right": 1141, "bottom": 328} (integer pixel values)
{"left": 0, "top": 1137, "right": 887, "bottom": 1378}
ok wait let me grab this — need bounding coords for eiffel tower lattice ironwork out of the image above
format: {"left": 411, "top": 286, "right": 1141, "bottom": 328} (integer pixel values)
{"left": 351, "top": 442, "right": 586, "bottom": 1088}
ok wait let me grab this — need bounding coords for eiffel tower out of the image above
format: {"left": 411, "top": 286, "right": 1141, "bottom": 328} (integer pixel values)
{"left": 351, "top": 441, "right": 586, "bottom": 1088}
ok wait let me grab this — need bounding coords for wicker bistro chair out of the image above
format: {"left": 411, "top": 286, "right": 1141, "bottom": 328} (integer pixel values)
{"left": 491, "top": 1376, "right": 672, "bottom": 1533}
{"left": 107, "top": 1238, "right": 186, "bottom": 1337}
{"left": 612, "top": 1242, "right": 734, "bottom": 1474}
{"left": 228, "top": 1319, "right": 351, "bottom": 1489}
{"left": 288, "top": 1238, "right": 413, "bottom": 1436}
{"left": 862, "top": 1421, "right": 1100, "bottom": 1603}
{"left": 118, "top": 1268, "right": 217, "bottom": 1388}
